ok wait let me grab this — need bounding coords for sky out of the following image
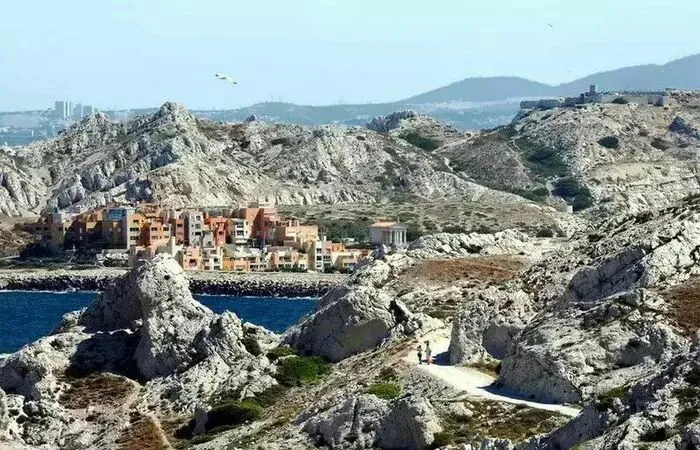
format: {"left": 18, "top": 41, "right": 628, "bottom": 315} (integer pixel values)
{"left": 1, "top": 0, "right": 699, "bottom": 111}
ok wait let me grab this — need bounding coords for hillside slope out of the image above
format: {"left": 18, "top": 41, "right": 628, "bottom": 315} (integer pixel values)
{"left": 439, "top": 92, "right": 700, "bottom": 216}
{"left": 1, "top": 103, "right": 524, "bottom": 216}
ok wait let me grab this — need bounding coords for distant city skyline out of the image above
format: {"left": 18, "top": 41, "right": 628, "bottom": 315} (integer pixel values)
{"left": 1, "top": 0, "right": 700, "bottom": 111}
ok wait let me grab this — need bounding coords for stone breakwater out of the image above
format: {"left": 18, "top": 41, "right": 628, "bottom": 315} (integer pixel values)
{"left": 0, "top": 268, "right": 346, "bottom": 297}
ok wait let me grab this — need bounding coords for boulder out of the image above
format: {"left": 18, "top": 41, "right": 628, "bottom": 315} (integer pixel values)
{"left": 300, "top": 394, "right": 390, "bottom": 448}
{"left": 407, "top": 230, "right": 535, "bottom": 259}
{"left": 523, "top": 345, "right": 700, "bottom": 450}
{"left": 286, "top": 285, "right": 403, "bottom": 362}
{"left": 669, "top": 116, "right": 700, "bottom": 138}
{"left": 132, "top": 255, "right": 215, "bottom": 379}
{"left": 366, "top": 110, "right": 419, "bottom": 133}
{"left": 448, "top": 288, "right": 533, "bottom": 365}
{"left": 376, "top": 396, "right": 443, "bottom": 450}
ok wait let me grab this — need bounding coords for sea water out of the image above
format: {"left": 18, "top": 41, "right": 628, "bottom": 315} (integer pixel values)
{"left": 0, "top": 291, "right": 316, "bottom": 354}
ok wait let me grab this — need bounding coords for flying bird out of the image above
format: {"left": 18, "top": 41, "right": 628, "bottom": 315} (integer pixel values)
{"left": 547, "top": 23, "right": 554, "bottom": 28}
{"left": 215, "top": 73, "right": 237, "bottom": 84}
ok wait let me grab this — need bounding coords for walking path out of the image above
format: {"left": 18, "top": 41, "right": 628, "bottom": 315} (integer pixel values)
{"left": 404, "top": 328, "right": 580, "bottom": 417}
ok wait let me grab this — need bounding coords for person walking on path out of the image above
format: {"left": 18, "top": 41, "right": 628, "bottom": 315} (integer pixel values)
{"left": 416, "top": 344, "right": 423, "bottom": 364}
{"left": 425, "top": 341, "right": 432, "bottom": 365}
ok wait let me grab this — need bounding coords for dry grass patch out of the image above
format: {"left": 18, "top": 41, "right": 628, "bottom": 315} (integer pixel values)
{"left": 117, "top": 412, "right": 170, "bottom": 450}
{"left": 59, "top": 372, "right": 135, "bottom": 410}
{"left": 401, "top": 256, "right": 526, "bottom": 284}
{"left": 438, "top": 400, "right": 568, "bottom": 445}
{"left": 666, "top": 278, "right": 700, "bottom": 336}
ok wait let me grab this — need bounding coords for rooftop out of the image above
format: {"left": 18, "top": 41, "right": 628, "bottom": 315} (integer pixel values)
{"left": 370, "top": 221, "right": 406, "bottom": 229}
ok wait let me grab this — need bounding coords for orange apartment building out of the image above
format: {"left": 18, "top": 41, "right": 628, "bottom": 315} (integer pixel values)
{"left": 204, "top": 214, "right": 228, "bottom": 247}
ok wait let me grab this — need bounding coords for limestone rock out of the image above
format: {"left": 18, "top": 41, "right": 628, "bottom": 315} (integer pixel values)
{"left": 524, "top": 345, "right": 700, "bottom": 449}
{"left": 407, "top": 230, "right": 536, "bottom": 259}
{"left": 300, "top": 394, "right": 390, "bottom": 448}
{"left": 286, "top": 285, "right": 404, "bottom": 362}
{"left": 376, "top": 396, "right": 443, "bottom": 450}
{"left": 366, "top": 110, "right": 419, "bottom": 133}
{"left": 498, "top": 199, "right": 699, "bottom": 404}
{"left": 131, "top": 255, "right": 214, "bottom": 379}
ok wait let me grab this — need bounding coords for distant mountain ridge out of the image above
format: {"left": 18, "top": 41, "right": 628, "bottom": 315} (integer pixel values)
{"left": 197, "top": 53, "right": 700, "bottom": 130}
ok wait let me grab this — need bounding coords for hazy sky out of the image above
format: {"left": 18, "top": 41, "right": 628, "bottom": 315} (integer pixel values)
{"left": 1, "top": 0, "right": 699, "bottom": 111}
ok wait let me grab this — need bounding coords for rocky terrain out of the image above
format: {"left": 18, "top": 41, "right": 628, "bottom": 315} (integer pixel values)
{"left": 0, "top": 103, "right": 525, "bottom": 218}
{"left": 0, "top": 96, "right": 699, "bottom": 449}
{"left": 3, "top": 94, "right": 696, "bottom": 235}
{"left": 439, "top": 92, "right": 700, "bottom": 217}
{"left": 0, "top": 192, "right": 698, "bottom": 449}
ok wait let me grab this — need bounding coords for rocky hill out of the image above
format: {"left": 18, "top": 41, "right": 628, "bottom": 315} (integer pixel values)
{"left": 1, "top": 97, "right": 698, "bottom": 237}
{"left": 439, "top": 93, "right": 700, "bottom": 216}
{"left": 1, "top": 103, "right": 527, "bottom": 218}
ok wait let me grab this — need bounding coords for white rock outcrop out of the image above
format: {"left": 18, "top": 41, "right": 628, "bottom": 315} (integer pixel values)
{"left": 286, "top": 253, "right": 439, "bottom": 362}
{"left": 448, "top": 288, "right": 533, "bottom": 364}
{"left": 0, "top": 254, "right": 278, "bottom": 447}
{"left": 300, "top": 394, "right": 391, "bottom": 448}
{"left": 299, "top": 394, "right": 442, "bottom": 450}
{"left": 376, "top": 396, "right": 443, "bottom": 450}
{"left": 498, "top": 198, "right": 700, "bottom": 404}
{"left": 407, "top": 230, "right": 536, "bottom": 259}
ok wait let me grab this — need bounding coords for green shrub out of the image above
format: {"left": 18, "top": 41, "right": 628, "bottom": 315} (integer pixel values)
{"left": 401, "top": 132, "right": 441, "bottom": 151}
{"left": 378, "top": 367, "right": 399, "bottom": 381}
{"left": 677, "top": 407, "right": 699, "bottom": 426}
{"left": 207, "top": 400, "right": 263, "bottom": 430}
{"left": 242, "top": 336, "right": 262, "bottom": 356}
{"left": 640, "top": 427, "right": 671, "bottom": 442}
{"left": 598, "top": 136, "right": 620, "bottom": 149}
{"left": 277, "top": 356, "right": 330, "bottom": 387}
{"left": 651, "top": 137, "right": 671, "bottom": 150}
{"left": 535, "top": 227, "right": 555, "bottom": 238}
{"left": 673, "top": 386, "right": 699, "bottom": 403}
{"left": 685, "top": 367, "right": 700, "bottom": 386}
{"left": 431, "top": 430, "right": 455, "bottom": 448}
{"left": 552, "top": 177, "right": 593, "bottom": 211}
{"left": 442, "top": 225, "right": 469, "bottom": 234}
{"left": 596, "top": 386, "right": 629, "bottom": 410}
{"left": 316, "top": 218, "right": 372, "bottom": 242}
{"left": 611, "top": 97, "right": 629, "bottom": 105}
{"left": 270, "top": 137, "right": 290, "bottom": 146}
{"left": 405, "top": 222, "right": 423, "bottom": 242}
{"left": 266, "top": 345, "right": 295, "bottom": 362}
{"left": 250, "top": 385, "right": 288, "bottom": 408}
{"left": 366, "top": 382, "right": 401, "bottom": 400}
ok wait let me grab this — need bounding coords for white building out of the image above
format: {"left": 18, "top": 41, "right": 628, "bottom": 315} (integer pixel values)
{"left": 369, "top": 222, "right": 408, "bottom": 248}
{"left": 186, "top": 211, "right": 204, "bottom": 246}
{"left": 54, "top": 101, "right": 73, "bottom": 119}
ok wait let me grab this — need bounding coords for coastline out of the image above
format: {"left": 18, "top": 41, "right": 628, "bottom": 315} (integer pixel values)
{"left": 0, "top": 268, "right": 347, "bottom": 297}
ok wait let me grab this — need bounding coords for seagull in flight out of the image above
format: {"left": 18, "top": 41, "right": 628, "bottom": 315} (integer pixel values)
{"left": 547, "top": 23, "right": 554, "bottom": 28}
{"left": 215, "top": 73, "right": 237, "bottom": 84}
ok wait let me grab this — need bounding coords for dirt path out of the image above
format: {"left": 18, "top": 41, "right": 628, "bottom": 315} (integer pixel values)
{"left": 403, "top": 328, "right": 580, "bottom": 417}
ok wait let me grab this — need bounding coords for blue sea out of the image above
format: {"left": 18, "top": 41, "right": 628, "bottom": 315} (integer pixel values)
{"left": 0, "top": 291, "right": 317, "bottom": 354}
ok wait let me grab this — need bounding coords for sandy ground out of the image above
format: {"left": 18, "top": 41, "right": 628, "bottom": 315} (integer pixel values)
{"left": 402, "top": 327, "right": 581, "bottom": 417}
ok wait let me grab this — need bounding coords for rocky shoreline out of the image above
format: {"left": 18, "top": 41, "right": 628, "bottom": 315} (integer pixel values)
{"left": 0, "top": 268, "right": 346, "bottom": 297}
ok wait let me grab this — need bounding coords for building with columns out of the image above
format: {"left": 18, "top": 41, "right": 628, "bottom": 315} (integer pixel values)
{"left": 369, "top": 222, "right": 408, "bottom": 248}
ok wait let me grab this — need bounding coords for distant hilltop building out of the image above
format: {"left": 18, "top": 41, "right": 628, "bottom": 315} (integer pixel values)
{"left": 520, "top": 85, "right": 671, "bottom": 110}
{"left": 54, "top": 101, "right": 73, "bottom": 119}
{"left": 54, "top": 101, "right": 97, "bottom": 120}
